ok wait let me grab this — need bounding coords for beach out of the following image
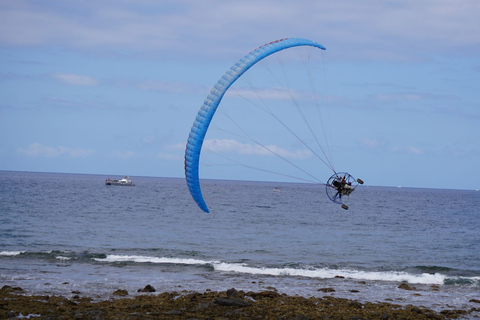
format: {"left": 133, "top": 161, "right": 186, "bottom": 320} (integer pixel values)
{"left": 1, "top": 285, "right": 476, "bottom": 319}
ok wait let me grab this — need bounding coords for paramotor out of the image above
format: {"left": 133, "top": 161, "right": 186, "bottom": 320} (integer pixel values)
{"left": 325, "top": 172, "right": 364, "bottom": 210}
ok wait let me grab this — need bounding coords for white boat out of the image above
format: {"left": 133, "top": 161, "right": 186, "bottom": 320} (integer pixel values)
{"left": 105, "top": 175, "right": 135, "bottom": 186}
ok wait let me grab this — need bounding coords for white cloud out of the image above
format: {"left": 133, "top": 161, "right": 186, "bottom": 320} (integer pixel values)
{"left": 1, "top": 1, "right": 478, "bottom": 60}
{"left": 204, "top": 139, "right": 312, "bottom": 159}
{"left": 17, "top": 143, "right": 93, "bottom": 158}
{"left": 227, "top": 87, "right": 299, "bottom": 101}
{"left": 52, "top": 73, "right": 99, "bottom": 86}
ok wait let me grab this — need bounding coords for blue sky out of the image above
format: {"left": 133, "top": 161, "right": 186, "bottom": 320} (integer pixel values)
{"left": 1, "top": 0, "right": 479, "bottom": 190}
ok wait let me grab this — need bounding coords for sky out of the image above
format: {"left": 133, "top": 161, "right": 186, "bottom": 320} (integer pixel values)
{"left": 1, "top": 0, "right": 479, "bottom": 190}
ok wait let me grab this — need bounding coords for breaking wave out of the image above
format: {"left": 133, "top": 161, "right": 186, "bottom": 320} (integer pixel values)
{"left": 92, "top": 254, "right": 479, "bottom": 286}
{"left": 4, "top": 251, "right": 478, "bottom": 286}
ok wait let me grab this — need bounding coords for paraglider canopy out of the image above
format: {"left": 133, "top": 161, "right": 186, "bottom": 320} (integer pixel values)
{"left": 185, "top": 38, "right": 326, "bottom": 213}
{"left": 184, "top": 38, "right": 362, "bottom": 212}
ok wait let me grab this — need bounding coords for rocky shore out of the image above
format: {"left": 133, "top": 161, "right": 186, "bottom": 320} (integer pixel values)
{"left": 1, "top": 285, "right": 476, "bottom": 319}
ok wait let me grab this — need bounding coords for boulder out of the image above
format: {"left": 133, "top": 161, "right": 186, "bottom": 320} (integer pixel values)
{"left": 137, "top": 284, "right": 156, "bottom": 293}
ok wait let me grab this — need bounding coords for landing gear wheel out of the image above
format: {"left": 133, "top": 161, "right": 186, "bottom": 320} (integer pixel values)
{"left": 357, "top": 178, "right": 364, "bottom": 185}
{"left": 341, "top": 204, "right": 349, "bottom": 210}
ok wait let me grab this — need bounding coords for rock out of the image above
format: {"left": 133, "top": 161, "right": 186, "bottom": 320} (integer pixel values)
{"left": 409, "top": 306, "right": 422, "bottom": 314}
{"left": 348, "top": 301, "right": 363, "bottom": 308}
{"left": 137, "top": 284, "right": 156, "bottom": 292}
{"left": 469, "top": 299, "right": 480, "bottom": 304}
{"left": 129, "top": 312, "right": 142, "bottom": 317}
{"left": 0, "top": 288, "right": 470, "bottom": 319}
{"left": 225, "top": 308, "right": 248, "bottom": 317}
{"left": 0, "top": 285, "right": 25, "bottom": 293}
{"left": 440, "top": 309, "right": 468, "bottom": 317}
{"left": 214, "top": 297, "right": 251, "bottom": 307}
{"left": 196, "top": 302, "right": 213, "bottom": 310}
{"left": 397, "top": 283, "right": 414, "bottom": 290}
{"left": 112, "top": 289, "right": 128, "bottom": 296}
{"left": 226, "top": 288, "right": 244, "bottom": 298}
{"left": 247, "top": 291, "right": 281, "bottom": 300}
{"left": 317, "top": 287, "right": 335, "bottom": 292}
{"left": 164, "top": 309, "right": 183, "bottom": 315}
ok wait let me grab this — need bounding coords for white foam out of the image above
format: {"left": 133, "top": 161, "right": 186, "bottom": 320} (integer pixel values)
{"left": 55, "top": 256, "right": 71, "bottom": 261}
{"left": 92, "top": 254, "right": 450, "bottom": 285}
{"left": 93, "top": 254, "right": 216, "bottom": 265}
{"left": 0, "top": 251, "right": 25, "bottom": 256}
{"left": 212, "top": 262, "right": 446, "bottom": 284}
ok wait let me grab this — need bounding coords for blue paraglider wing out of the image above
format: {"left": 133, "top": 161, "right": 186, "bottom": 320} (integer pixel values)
{"left": 185, "top": 38, "right": 327, "bottom": 212}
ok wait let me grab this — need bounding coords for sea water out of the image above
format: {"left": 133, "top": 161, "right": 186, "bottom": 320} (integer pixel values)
{"left": 1, "top": 171, "right": 479, "bottom": 313}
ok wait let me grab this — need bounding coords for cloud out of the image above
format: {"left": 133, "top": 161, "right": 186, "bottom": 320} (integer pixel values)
{"left": 227, "top": 87, "right": 302, "bottom": 101}
{"left": 204, "top": 139, "right": 312, "bottom": 159}
{"left": 52, "top": 73, "right": 99, "bottom": 86}
{"left": 1, "top": 1, "right": 478, "bottom": 60}
{"left": 17, "top": 143, "right": 93, "bottom": 158}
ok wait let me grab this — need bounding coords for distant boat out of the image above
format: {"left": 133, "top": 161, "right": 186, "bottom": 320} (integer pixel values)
{"left": 105, "top": 175, "right": 135, "bottom": 186}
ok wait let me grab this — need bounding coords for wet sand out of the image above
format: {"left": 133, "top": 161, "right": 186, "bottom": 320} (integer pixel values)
{"left": 1, "top": 285, "right": 477, "bottom": 319}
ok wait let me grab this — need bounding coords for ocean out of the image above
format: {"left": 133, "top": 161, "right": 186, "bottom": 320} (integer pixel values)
{"left": 1, "top": 171, "right": 479, "bottom": 314}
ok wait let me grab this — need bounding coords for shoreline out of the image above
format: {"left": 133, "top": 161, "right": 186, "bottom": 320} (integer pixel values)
{"left": 1, "top": 285, "right": 476, "bottom": 319}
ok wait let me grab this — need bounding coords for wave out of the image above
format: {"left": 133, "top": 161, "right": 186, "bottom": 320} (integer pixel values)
{"left": 5, "top": 251, "right": 478, "bottom": 286}
{"left": 413, "top": 265, "right": 454, "bottom": 273}
{"left": 0, "top": 250, "right": 104, "bottom": 261}
{"left": 213, "top": 262, "right": 447, "bottom": 284}
{"left": 93, "top": 254, "right": 480, "bottom": 286}
{"left": 0, "top": 251, "right": 25, "bottom": 256}
{"left": 93, "top": 254, "right": 216, "bottom": 266}
{"left": 444, "top": 276, "right": 480, "bottom": 286}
